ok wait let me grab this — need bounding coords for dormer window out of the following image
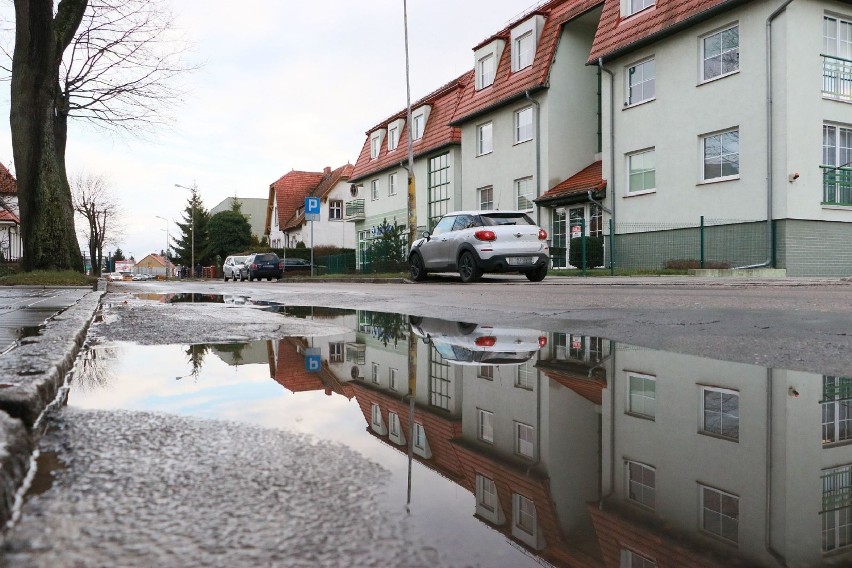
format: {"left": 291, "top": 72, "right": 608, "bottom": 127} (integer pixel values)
{"left": 477, "top": 54, "right": 495, "bottom": 89}
{"left": 625, "top": 0, "right": 655, "bottom": 17}
{"left": 388, "top": 126, "right": 399, "bottom": 151}
{"left": 510, "top": 15, "right": 544, "bottom": 73}
{"left": 370, "top": 129, "right": 385, "bottom": 159}
{"left": 411, "top": 106, "right": 430, "bottom": 141}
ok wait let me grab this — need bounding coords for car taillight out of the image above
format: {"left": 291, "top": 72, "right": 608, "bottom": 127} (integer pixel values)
{"left": 538, "top": 228, "right": 548, "bottom": 240}
{"left": 474, "top": 230, "right": 496, "bottom": 242}
{"left": 539, "top": 336, "right": 548, "bottom": 348}
{"left": 475, "top": 336, "right": 497, "bottom": 347}
{"left": 279, "top": 262, "right": 284, "bottom": 269}
{"left": 251, "top": 263, "right": 257, "bottom": 269}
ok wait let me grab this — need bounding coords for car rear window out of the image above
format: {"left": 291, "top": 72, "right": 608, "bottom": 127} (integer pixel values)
{"left": 254, "top": 254, "right": 278, "bottom": 262}
{"left": 480, "top": 213, "right": 535, "bottom": 226}
{"left": 233, "top": 256, "right": 246, "bottom": 263}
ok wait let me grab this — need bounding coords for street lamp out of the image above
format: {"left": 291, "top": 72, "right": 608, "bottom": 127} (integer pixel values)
{"left": 155, "top": 215, "right": 170, "bottom": 279}
{"left": 175, "top": 183, "right": 196, "bottom": 277}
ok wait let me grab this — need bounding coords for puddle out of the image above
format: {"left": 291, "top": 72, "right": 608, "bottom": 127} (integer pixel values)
{"left": 58, "top": 308, "right": 852, "bottom": 567}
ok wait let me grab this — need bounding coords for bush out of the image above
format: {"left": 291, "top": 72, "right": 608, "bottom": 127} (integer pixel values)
{"left": 568, "top": 236, "right": 604, "bottom": 269}
{"left": 665, "top": 259, "right": 731, "bottom": 269}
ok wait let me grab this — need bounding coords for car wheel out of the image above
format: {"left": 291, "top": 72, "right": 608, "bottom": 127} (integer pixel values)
{"left": 409, "top": 254, "right": 427, "bottom": 282}
{"left": 458, "top": 251, "right": 482, "bottom": 283}
{"left": 525, "top": 264, "right": 548, "bottom": 282}
{"left": 266, "top": 277, "right": 272, "bottom": 281}
{"left": 224, "top": 273, "right": 229, "bottom": 282}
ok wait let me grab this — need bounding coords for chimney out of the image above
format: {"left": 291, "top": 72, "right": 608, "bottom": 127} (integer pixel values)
{"left": 324, "top": 166, "right": 331, "bottom": 175}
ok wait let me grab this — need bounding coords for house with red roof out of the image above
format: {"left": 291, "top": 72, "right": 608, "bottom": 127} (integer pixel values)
{"left": 0, "top": 163, "right": 21, "bottom": 262}
{"left": 591, "top": 0, "right": 852, "bottom": 275}
{"left": 135, "top": 253, "right": 174, "bottom": 278}
{"left": 347, "top": 73, "right": 471, "bottom": 267}
{"left": 265, "top": 165, "right": 357, "bottom": 250}
{"left": 451, "top": 0, "right": 606, "bottom": 270}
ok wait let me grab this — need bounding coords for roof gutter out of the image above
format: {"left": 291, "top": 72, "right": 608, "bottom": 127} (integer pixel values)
{"left": 525, "top": 91, "right": 542, "bottom": 225}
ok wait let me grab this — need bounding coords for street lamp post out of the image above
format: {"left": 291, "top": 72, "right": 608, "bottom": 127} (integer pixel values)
{"left": 175, "top": 183, "right": 196, "bottom": 278}
{"left": 155, "top": 215, "right": 170, "bottom": 279}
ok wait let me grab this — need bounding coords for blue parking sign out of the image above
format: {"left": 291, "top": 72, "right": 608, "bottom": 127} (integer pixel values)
{"left": 305, "top": 347, "right": 321, "bottom": 372}
{"left": 305, "top": 197, "right": 320, "bottom": 214}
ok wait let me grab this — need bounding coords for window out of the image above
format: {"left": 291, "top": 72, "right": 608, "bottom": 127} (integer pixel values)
{"left": 515, "top": 177, "right": 534, "bottom": 210}
{"left": 477, "top": 122, "right": 493, "bottom": 156}
{"left": 389, "top": 412, "right": 399, "bottom": 436}
{"left": 329, "top": 200, "right": 343, "bottom": 221}
{"left": 371, "top": 404, "right": 382, "bottom": 428}
{"left": 478, "top": 409, "right": 494, "bottom": 443}
{"left": 620, "top": 549, "right": 657, "bottom": 568}
{"left": 701, "top": 386, "right": 739, "bottom": 441}
{"left": 429, "top": 345, "right": 452, "bottom": 410}
{"left": 822, "top": 376, "right": 852, "bottom": 444}
{"left": 823, "top": 124, "right": 852, "bottom": 205}
{"left": 388, "top": 173, "right": 398, "bottom": 196}
{"left": 478, "top": 365, "right": 494, "bottom": 380}
{"left": 477, "top": 54, "right": 495, "bottom": 89}
{"left": 477, "top": 475, "right": 498, "bottom": 512}
{"left": 516, "top": 361, "right": 535, "bottom": 389}
{"left": 625, "top": 0, "right": 655, "bottom": 16}
{"left": 822, "top": 464, "right": 852, "bottom": 552}
{"left": 370, "top": 179, "right": 379, "bottom": 201}
{"left": 428, "top": 153, "right": 451, "bottom": 230}
{"left": 515, "top": 107, "right": 533, "bottom": 143}
{"left": 371, "top": 362, "right": 380, "bottom": 384}
{"left": 628, "top": 149, "right": 656, "bottom": 193}
{"left": 515, "top": 31, "right": 534, "bottom": 70}
{"left": 516, "top": 422, "right": 535, "bottom": 458}
{"left": 700, "top": 485, "right": 739, "bottom": 543}
{"left": 626, "top": 461, "right": 656, "bottom": 509}
{"left": 514, "top": 494, "right": 536, "bottom": 535}
{"left": 388, "top": 126, "right": 399, "bottom": 151}
{"left": 413, "top": 114, "right": 425, "bottom": 140}
{"left": 370, "top": 134, "right": 381, "bottom": 159}
{"left": 626, "top": 58, "right": 655, "bottom": 105}
{"left": 388, "top": 368, "right": 399, "bottom": 391}
{"left": 823, "top": 16, "right": 852, "bottom": 100}
{"left": 329, "top": 342, "right": 343, "bottom": 362}
{"left": 478, "top": 186, "right": 493, "bottom": 210}
{"left": 414, "top": 423, "right": 427, "bottom": 450}
{"left": 702, "top": 129, "right": 739, "bottom": 181}
{"left": 702, "top": 25, "right": 739, "bottom": 82}
{"left": 628, "top": 373, "right": 656, "bottom": 418}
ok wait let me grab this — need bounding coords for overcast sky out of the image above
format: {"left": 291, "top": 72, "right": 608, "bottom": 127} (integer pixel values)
{"left": 1, "top": 0, "right": 537, "bottom": 259}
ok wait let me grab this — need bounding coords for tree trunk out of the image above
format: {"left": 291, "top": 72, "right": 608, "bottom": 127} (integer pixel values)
{"left": 10, "top": 0, "right": 87, "bottom": 272}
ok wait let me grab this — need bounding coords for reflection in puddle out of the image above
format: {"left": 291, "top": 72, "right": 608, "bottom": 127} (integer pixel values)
{"left": 27, "top": 450, "right": 65, "bottom": 498}
{"left": 68, "top": 308, "right": 852, "bottom": 567}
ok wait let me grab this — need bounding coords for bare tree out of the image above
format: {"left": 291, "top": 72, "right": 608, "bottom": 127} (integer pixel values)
{"left": 8, "top": 0, "right": 194, "bottom": 272}
{"left": 71, "top": 171, "right": 121, "bottom": 276}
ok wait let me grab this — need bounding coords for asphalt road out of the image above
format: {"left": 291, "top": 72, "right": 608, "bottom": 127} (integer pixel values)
{"left": 109, "top": 276, "right": 852, "bottom": 376}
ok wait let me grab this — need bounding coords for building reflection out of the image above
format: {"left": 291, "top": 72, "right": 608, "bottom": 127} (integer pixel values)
{"left": 264, "top": 309, "right": 852, "bottom": 568}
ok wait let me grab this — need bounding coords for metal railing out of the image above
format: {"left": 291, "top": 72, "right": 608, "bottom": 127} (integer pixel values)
{"left": 823, "top": 466, "right": 852, "bottom": 513}
{"left": 823, "top": 54, "right": 852, "bottom": 101}
{"left": 822, "top": 165, "right": 852, "bottom": 205}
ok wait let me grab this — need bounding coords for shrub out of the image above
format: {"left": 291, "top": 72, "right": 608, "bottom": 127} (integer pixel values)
{"left": 568, "top": 236, "right": 604, "bottom": 269}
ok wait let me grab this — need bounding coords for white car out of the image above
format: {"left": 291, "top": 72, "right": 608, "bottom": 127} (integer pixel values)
{"left": 106, "top": 272, "right": 124, "bottom": 281}
{"left": 408, "top": 210, "right": 550, "bottom": 283}
{"left": 409, "top": 316, "right": 547, "bottom": 366}
{"left": 223, "top": 255, "right": 247, "bottom": 282}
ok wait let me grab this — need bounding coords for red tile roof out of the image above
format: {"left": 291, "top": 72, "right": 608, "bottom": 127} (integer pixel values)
{"left": 349, "top": 72, "right": 472, "bottom": 184}
{"left": 0, "top": 163, "right": 16, "bottom": 195}
{"left": 451, "top": 0, "right": 604, "bottom": 125}
{"left": 536, "top": 161, "right": 606, "bottom": 204}
{"left": 589, "top": 0, "right": 740, "bottom": 63}
{"left": 283, "top": 163, "right": 354, "bottom": 231}
{"left": 539, "top": 366, "right": 607, "bottom": 405}
{"left": 0, "top": 209, "right": 19, "bottom": 224}
{"left": 266, "top": 170, "right": 325, "bottom": 235}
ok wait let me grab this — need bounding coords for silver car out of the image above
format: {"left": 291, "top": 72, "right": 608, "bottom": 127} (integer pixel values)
{"left": 222, "top": 255, "right": 247, "bottom": 282}
{"left": 408, "top": 210, "right": 550, "bottom": 283}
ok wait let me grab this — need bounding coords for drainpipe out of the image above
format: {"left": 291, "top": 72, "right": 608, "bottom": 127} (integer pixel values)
{"left": 598, "top": 59, "right": 616, "bottom": 262}
{"left": 525, "top": 91, "right": 542, "bottom": 226}
{"left": 741, "top": 0, "right": 796, "bottom": 269}
{"left": 587, "top": 190, "right": 612, "bottom": 215}
{"left": 765, "top": 367, "right": 787, "bottom": 566}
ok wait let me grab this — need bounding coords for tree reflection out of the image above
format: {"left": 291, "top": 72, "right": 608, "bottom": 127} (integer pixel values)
{"left": 73, "top": 342, "right": 118, "bottom": 393}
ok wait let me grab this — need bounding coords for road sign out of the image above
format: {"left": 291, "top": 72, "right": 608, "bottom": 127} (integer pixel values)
{"left": 305, "top": 197, "right": 320, "bottom": 221}
{"left": 305, "top": 347, "right": 321, "bottom": 372}
{"left": 571, "top": 226, "right": 582, "bottom": 238}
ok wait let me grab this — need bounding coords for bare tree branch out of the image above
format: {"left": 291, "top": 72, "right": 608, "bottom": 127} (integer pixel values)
{"left": 71, "top": 171, "right": 123, "bottom": 275}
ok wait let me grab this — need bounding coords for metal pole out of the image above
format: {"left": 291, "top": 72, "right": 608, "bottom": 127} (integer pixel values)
{"left": 311, "top": 219, "right": 315, "bottom": 277}
{"left": 700, "top": 215, "right": 705, "bottom": 269}
{"left": 403, "top": 0, "right": 417, "bottom": 249}
{"left": 609, "top": 219, "right": 615, "bottom": 276}
{"left": 581, "top": 217, "right": 587, "bottom": 277}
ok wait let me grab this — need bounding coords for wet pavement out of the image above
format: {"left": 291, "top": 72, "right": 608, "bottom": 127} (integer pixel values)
{"left": 3, "top": 288, "right": 852, "bottom": 567}
{"left": 0, "top": 288, "right": 91, "bottom": 356}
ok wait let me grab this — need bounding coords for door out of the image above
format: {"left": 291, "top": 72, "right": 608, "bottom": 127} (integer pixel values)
{"left": 568, "top": 207, "right": 585, "bottom": 269}
{"left": 420, "top": 215, "right": 456, "bottom": 269}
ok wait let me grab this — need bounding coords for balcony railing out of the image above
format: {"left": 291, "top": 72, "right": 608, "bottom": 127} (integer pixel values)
{"left": 823, "top": 54, "right": 852, "bottom": 101}
{"left": 822, "top": 466, "right": 852, "bottom": 513}
{"left": 345, "top": 199, "right": 365, "bottom": 220}
{"left": 822, "top": 165, "right": 852, "bottom": 206}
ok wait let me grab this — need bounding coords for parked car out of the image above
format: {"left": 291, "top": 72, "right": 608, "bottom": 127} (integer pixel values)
{"left": 223, "top": 255, "right": 247, "bottom": 282}
{"left": 408, "top": 210, "right": 550, "bottom": 283}
{"left": 282, "top": 258, "right": 324, "bottom": 273}
{"left": 240, "top": 252, "right": 283, "bottom": 281}
{"left": 106, "top": 272, "right": 124, "bottom": 281}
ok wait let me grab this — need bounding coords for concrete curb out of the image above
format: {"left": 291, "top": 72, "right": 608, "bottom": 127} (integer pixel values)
{"left": 0, "top": 288, "right": 104, "bottom": 526}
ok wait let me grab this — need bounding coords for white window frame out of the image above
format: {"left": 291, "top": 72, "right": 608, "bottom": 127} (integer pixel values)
{"left": 477, "top": 122, "right": 493, "bottom": 156}
{"left": 516, "top": 361, "right": 535, "bottom": 390}
{"left": 478, "top": 409, "right": 494, "bottom": 443}
{"left": 388, "top": 172, "right": 398, "bottom": 196}
{"left": 389, "top": 412, "right": 400, "bottom": 437}
{"left": 515, "top": 177, "right": 534, "bottom": 211}
{"left": 515, "top": 422, "right": 535, "bottom": 458}
{"left": 627, "top": 148, "right": 656, "bottom": 195}
{"left": 478, "top": 186, "right": 494, "bottom": 210}
{"left": 371, "top": 179, "right": 379, "bottom": 201}
{"left": 413, "top": 113, "right": 425, "bottom": 140}
{"left": 329, "top": 342, "right": 343, "bottom": 362}
{"left": 477, "top": 474, "right": 498, "bottom": 512}
{"left": 477, "top": 53, "right": 495, "bottom": 89}
{"left": 620, "top": 549, "right": 657, "bottom": 568}
{"left": 627, "top": 372, "right": 657, "bottom": 419}
{"left": 329, "top": 200, "right": 343, "bottom": 221}
{"left": 514, "top": 106, "right": 533, "bottom": 144}
{"left": 370, "top": 132, "right": 382, "bottom": 160}
{"left": 701, "top": 128, "right": 739, "bottom": 182}
{"left": 626, "top": 460, "right": 656, "bottom": 509}
{"left": 514, "top": 30, "right": 534, "bottom": 71}
{"left": 700, "top": 385, "right": 740, "bottom": 441}
{"left": 371, "top": 362, "right": 380, "bottom": 383}
{"left": 624, "top": 0, "right": 655, "bottom": 17}
{"left": 513, "top": 493, "right": 536, "bottom": 536}
{"left": 389, "top": 368, "right": 398, "bottom": 391}
{"left": 388, "top": 126, "right": 399, "bottom": 151}
{"left": 414, "top": 422, "right": 427, "bottom": 450}
{"left": 700, "top": 484, "right": 739, "bottom": 543}
{"left": 626, "top": 58, "right": 655, "bottom": 106}
{"left": 371, "top": 403, "right": 383, "bottom": 430}
{"left": 701, "top": 24, "right": 739, "bottom": 83}
{"left": 822, "top": 463, "right": 852, "bottom": 552}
